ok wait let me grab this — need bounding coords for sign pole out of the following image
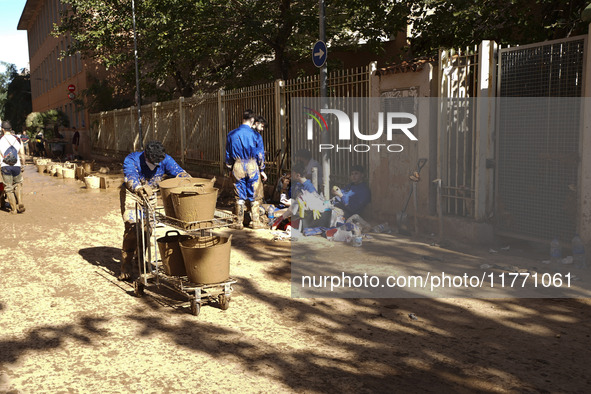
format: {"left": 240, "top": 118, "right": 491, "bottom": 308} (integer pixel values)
{"left": 131, "top": 0, "right": 143, "bottom": 150}
{"left": 319, "top": 0, "right": 330, "bottom": 198}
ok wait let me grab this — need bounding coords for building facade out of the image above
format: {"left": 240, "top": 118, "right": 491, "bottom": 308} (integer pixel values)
{"left": 18, "top": 0, "right": 88, "bottom": 132}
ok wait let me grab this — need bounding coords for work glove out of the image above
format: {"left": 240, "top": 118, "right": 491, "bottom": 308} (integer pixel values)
{"left": 260, "top": 171, "right": 267, "bottom": 182}
{"left": 176, "top": 172, "right": 191, "bottom": 178}
{"left": 135, "top": 185, "right": 154, "bottom": 198}
{"left": 312, "top": 209, "right": 321, "bottom": 220}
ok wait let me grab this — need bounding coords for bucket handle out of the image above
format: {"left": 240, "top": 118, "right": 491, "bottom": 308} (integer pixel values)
{"left": 179, "top": 187, "right": 207, "bottom": 195}
{"left": 165, "top": 230, "right": 181, "bottom": 237}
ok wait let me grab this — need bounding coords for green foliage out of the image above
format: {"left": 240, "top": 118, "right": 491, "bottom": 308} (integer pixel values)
{"left": 25, "top": 110, "right": 70, "bottom": 139}
{"left": 42, "top": 109, "right": 70, "bottom": 139}
{"left": 25, "top": 112, "right": 44, "bottom": 134}
{"left": 55, "top": 0, "right": 409, "bottom": 99}
{"left": 4, "top": 70, "right": 32, "bottom": 133}
{"left": 53, "top": 0, "right": 586, "bottom": 105}
{"left": 0, "top": 63, "right": 19, "bottom": 119}
{"left": 410, "top": 0, "right": 589, "bottom": 56}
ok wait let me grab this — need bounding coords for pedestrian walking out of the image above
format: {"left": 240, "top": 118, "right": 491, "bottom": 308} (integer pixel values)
{"left": 0, "top": 121, "right": 26, "bottom": 214}
{"left": 72, "top": 127, "right": 80, "bottom": 159}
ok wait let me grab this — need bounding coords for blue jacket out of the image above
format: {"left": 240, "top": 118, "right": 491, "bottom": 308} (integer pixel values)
{"left": 254, "top": 131, "right": 266, "bottom": 170}
{"left": 225, "top": 124, "right": 265, "bottom": 170}
{"left": 335, "top": 182, "right": 371, "bottom": 218}
{"left": 293, "top": 179, "right": 317, "bottom": 200}
{"left": 123, "top": 151, "right": 185, "bottom": 190}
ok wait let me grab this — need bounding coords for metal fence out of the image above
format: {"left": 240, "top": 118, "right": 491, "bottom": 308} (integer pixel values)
{"left": 89, "top": 64, "right": 374, "bottom": 185}
{"left": 496, "top": 36, "right": 586, "bottom": 241}
{"left": 438, "top": 46, "right": 479, "bottom": 218}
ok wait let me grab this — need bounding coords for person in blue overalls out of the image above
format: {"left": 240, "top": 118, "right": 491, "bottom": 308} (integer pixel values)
{"left": 225, "top": 109, "right": 266, "bottom": 229}
{"left": 118, "top": 140, "right": 189, "bottom": 281}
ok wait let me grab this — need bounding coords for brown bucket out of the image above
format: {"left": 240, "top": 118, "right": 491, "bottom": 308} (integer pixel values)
{"left": 160, "top": 177, "right": 216, "bottom": 218}
{"left": 157, "top": 230, "right": 193, "bottom": 276}
{"left": 170, "top": 187, "right": 218, "bottom": 223}
{"left": 83, "top": 161, "right": 94, "bottom": 173}
{"left": 180, "top": 235, "right": 232, "bottom": 284}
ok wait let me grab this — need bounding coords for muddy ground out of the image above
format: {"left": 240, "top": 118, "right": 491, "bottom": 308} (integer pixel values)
{"left": 1, "top": 160, "right": 590, "bottom": 393}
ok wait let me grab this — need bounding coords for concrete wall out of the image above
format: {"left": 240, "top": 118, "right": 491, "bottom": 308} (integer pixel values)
{"left": 368, "top": 64, "right": 438, "bottom": 226}
{"left": 369, "top": 62, "right": 496, "bottom": 245}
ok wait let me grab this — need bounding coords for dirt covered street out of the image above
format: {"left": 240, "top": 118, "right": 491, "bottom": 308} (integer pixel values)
{"left": 1, "top": 162, "right": 591, "bottom": 393}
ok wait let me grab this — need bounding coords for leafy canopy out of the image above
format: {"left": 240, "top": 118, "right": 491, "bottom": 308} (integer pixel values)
{"left": 55, "top": 0, "right": 409, "bottom": 99}
{"left": 54, "top": 0, "right": 587, "bottom": 106}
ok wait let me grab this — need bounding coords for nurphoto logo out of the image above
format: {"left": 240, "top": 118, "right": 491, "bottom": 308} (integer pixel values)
{"left": 304, "top": 107, "right": 418, "bottom": 153}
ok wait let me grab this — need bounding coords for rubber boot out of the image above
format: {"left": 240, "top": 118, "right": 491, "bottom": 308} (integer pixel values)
{"left": 249, "top": 201, "right": 264, "bottom": 229}
{"left": 118, "top": 251, "right": 134, "bottom": 281}
{"left": 118, "top": 222, "right": 136, "bottom": 281}
{"left": 232, "top": 202, "right": 245, "bottom": 230}
{"left": 6, "top": 192, "right": 17, "bottom": 215}
{"left": 14, "top": 184, "right": 25, "bottom": 213}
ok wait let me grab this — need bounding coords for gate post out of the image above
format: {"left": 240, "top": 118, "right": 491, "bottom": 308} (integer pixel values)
{"left": 179, "top": 96, "right": 186, "bottom": 166}
{"left": 130, "top": 106, "right": 137, "bottom": 151}
{"left": 152, "top": 102, "right": 158, "bottom": 139}
{"left": 580, "top": 28, "right": 591, "bottom": 244}
{"left": 218, "top": 89, "right": 225, "bottom": 175}
{"left": 275, "top": 79, "right": 286, "bottom": 177}
{"left": 475, "top": 40, "right": 497, "bottom": 221}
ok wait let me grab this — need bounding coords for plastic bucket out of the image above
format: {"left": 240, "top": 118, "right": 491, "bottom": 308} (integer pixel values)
{"left": 84, "top": 176, "right": 100, "bottom": 189}
{"left": 63, "top": 167, "right": 75, "bottom": 178}
{"left": 171, "top": 187, "right": 218, "bottom": 223}
{"left": 43, "top": 162, "right": 53, "bottom": 174}
{"left": 180, "top": 235, "right": 232, "bottom": 284}
{"left": 37, "top": 164, "right": 47, "bottom": 173}
{"left": 50, "top": 165, "right": 61, "bottom": 177}
{"left": 157, "top": 230, "right": 192, "bottom": 276}
{"left": 160, "top": 177, "right": 216, "bottom": 218}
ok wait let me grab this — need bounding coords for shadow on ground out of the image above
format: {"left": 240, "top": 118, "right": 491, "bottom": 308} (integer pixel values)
{"left": 78, "top": 246, "right": 121, "bottom": 278}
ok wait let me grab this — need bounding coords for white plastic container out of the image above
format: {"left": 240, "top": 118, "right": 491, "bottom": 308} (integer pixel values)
{"left": 84, "top": 175, "right": 100, "bottom": 189}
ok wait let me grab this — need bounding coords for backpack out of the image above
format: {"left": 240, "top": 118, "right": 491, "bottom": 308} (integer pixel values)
{"left": 1, "top": 137, "right": 18, "bottom": 165}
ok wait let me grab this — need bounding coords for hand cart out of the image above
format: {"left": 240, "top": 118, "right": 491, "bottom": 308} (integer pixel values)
{"left": 132, "top": 190, "right": 236, "bottom": 316}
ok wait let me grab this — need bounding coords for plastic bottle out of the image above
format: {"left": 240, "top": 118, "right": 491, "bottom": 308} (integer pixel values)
{"left": 550, "top": 238, "right": 562, "bottom": 265}
{"left": 351, "top": 224, "right": 363, "bottom": 247}
{"left": 572, "top": 234, "right": 586, "bottom": 269}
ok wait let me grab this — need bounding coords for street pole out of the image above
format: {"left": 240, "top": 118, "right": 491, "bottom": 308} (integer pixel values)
{"left": 131, "top": 0, "right": 143, "bottom": 150}
{"left": 319, "top": 0, "right": 327, "bottom": 99}
{"left": 319, "top": 0, "right": 330, "bottom": 198}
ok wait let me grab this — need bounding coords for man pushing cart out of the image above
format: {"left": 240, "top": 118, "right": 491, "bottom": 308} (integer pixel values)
{"left": 119, "top": 140, "right": 190, "bottom": 281}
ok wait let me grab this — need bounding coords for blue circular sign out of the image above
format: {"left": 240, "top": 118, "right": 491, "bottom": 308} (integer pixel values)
{"left": 312, "top": 40, "right": 327, "bottom": 68}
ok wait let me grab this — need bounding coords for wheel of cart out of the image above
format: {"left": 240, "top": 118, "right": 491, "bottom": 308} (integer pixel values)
{"left": 131, "top": 187, "right": 237, "bottom": 316}
{"left": 190, "top": 297, "right": 201, "bottom": 316}
{"left": 218, "top": 294, "right": 230, "bottom": 310}
{"left": 134, "top": 278, "right": 145, "bottom": 297}
{"left": 184, "top": 279, "right": 236, "bottom": 315}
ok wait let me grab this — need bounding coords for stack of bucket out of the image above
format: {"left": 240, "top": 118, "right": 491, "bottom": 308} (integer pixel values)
{"left": 34, "top": 159, "right": 76, "bottom": 179}
{"left": 156, "top": 177, "right": 232, "bottom": 284}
